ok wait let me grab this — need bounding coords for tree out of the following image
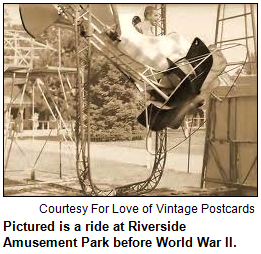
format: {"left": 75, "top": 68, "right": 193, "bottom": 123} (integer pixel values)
{"left": 4, "top": 7, "right": 23, "bottom": 30}
{"left": 34, "top": 26, "right": 144, "bottom": 139}
{"left": 88, "top": 53, "right": 144, "bottom": 139}
{"left": 4, "top": 9, "right": 11, "bottom": 28}
{"left": 4, "top": 5, "right": 145, "bottom": 139}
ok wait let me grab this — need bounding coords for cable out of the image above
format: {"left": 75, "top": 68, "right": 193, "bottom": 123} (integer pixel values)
{"left": 144, "top": 43, "right": 246, "bottom": 78}
{"left": 144, "top": 43, "right": 247, "bottom": 155}
{"left": 145, "top": 46, "right": 218, "bottom": 155}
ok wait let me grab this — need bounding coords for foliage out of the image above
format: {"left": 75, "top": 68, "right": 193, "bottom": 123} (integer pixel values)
{"left": 88, "top": 53, "right": 144, "bottom": 137}
{"left": 5, "top": 7, "right": 145, "bottom": 138}
{"left": 4, "top": 8, "right": 23, "bottom": 30}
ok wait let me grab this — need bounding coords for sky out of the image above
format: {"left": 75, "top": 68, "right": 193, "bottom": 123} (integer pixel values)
{"left": 5, "top": 4, "right": 257, "bottom": 63}
{"left": 5, "top": 4, "right": 257, "bottom": 41}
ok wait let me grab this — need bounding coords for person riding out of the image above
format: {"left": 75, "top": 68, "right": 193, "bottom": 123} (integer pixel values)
{"left": 135, "top": 6, "right": 159, "bottom": 35}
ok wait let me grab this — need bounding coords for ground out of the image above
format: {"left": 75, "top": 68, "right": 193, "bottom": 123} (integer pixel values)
{"left": 4, "top": 130, "right": 205, "bottom": 196}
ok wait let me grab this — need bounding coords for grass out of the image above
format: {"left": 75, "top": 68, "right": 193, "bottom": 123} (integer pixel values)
{"left": 4, "top": 129, "right": 205, "bottom": 195}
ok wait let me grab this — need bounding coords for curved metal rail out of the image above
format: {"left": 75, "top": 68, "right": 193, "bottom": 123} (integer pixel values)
{"left": 70, "top": 4, "right": 168, "bottom": 196}
{"left": 76, "top": 106, "right": 167, "bottom": 196}
{"left": 62, "top": 4, "right": 246, "bottom": 196}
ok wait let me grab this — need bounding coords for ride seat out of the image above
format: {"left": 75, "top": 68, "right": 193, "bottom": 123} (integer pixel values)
{"left": 137, "top": 37, "right": 213, "bottom": 131}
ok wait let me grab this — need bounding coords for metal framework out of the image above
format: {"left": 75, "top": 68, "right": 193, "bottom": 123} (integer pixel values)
{"left": 4, "top": 24, "right": 77, "bottom": 181}
{"left": 57, "top": 4, "right": 168, "bottom": 196}
{"left": 5, "top": 4, "right": 254, "bottom": 196}
{"left": 214, "top": 4, "right": 257, "bottom": 72}
{"left": 4, "top": 30, "right": 54, "bottom": 67}
{"left": 201, "top": 4, "right": 257, "bottom": 194}
{"left": 4, "top": 66, "right": 77, "bottom": 180}
{"left": 154, "top": 4, "right": 167, "bottom": 36}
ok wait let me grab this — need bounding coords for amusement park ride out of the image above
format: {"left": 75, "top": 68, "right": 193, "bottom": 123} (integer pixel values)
{"left": 4, "top": 4, "right": 257, "bottom": 196}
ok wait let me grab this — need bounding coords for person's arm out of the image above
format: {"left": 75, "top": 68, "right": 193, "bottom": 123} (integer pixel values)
{"left": 134, "top": 23, "right": 143, "bottom": 34}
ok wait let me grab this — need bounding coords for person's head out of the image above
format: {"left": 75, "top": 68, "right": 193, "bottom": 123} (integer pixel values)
{"left": 144, "top": 6, "right": 158, "bottom": 26}
{"left": 132, "top": 16, "right": 141, "bottom": 26}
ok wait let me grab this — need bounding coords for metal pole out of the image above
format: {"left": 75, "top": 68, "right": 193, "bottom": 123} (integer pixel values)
{"left": 58, "top": 28, "right": 61, "bottom": 67}
{"left": 32, "top": 129, "right": 53, "bottom": 170}
{"left": 59, "top": 140, "right": 62, "bottom": 178}
{"left": 161, "top": 4, "right": 167, "bottom": 35}
{"left": 40, "top": 81, "right": 74, "bottom": 142}
{"left": 9, "top": 73, "right": 16, "bottom": 116}
{"left": 58, "top": 70, "right": 74, "bottom": 134}
{"left": 86, "top": 5, "right": 92, "bottom": 172}
{"left": 187, "top": 134, "right": 191, "bottom": 174}
{"left": 30, "top": 39, "right": 34, "bottom": 68}
{"left": 244, "top": 4, "right": 252, "bottom": 73}
{"left": 219, "top": 4, "right": 226, "bottom": 47}
{"left": 32, "top": 79, "right": 35, "bottom": 141}
{"left": 19, "top": 73, "right": 29, "bottom": 132}
{"left": 31, "top": 75, "right": 35, "bottom": 179}
{"left": 4, "top": 130, "right": 15, "bottom": 174}
{"left": 214, "top": 4, "right": 221, "bottom": 45}
{"left": 14, "top": 32, "right": 18, "bottom": 65}
{"left": 200, "top": 98, "right": 212, "bottom": 188}
{"left": 154, "top": 4, "right": 158, "bottom": 36}
{"left": 37, "top": 79, "right": 57, "bottom": 120}
{"left": 250, "top": 4, "right": 257, "bottom": 59}
{"left": 75, "top": 8, "right": 84, "bottom": 171}
{"left": 5, "top": 72, "right": 16, "bottom": 174}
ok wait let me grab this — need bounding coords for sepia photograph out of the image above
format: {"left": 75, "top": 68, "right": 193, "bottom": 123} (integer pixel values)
{"left": 3, "top": 3, "right": 257, "bottom": 197}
